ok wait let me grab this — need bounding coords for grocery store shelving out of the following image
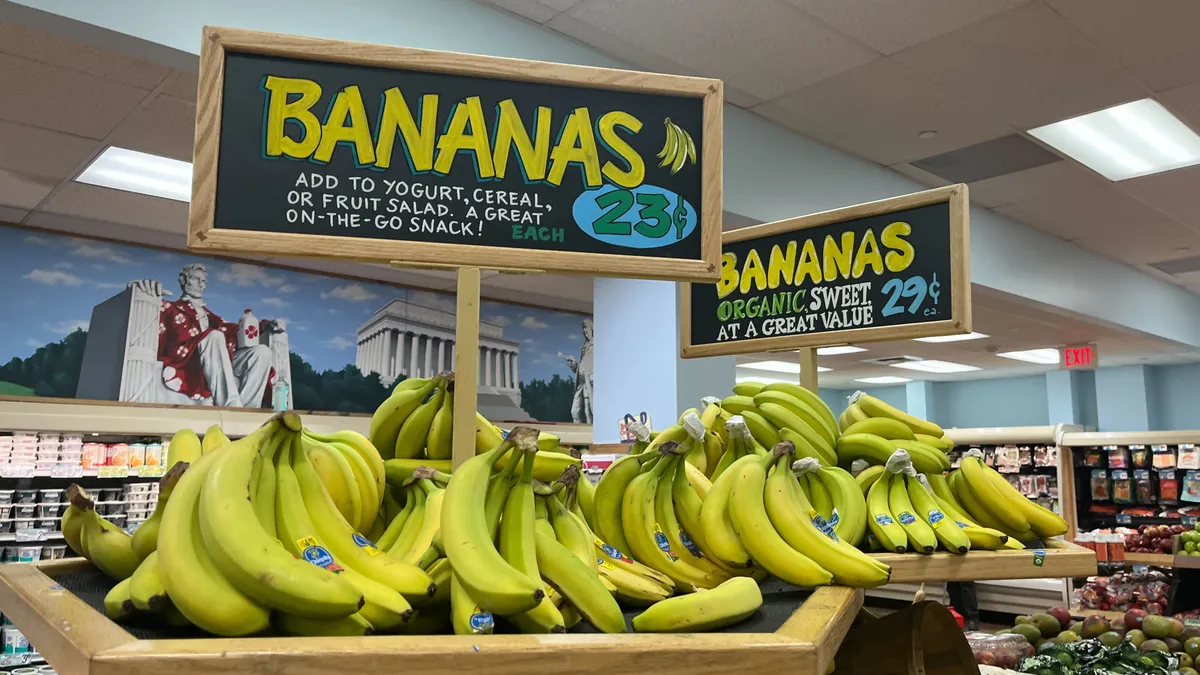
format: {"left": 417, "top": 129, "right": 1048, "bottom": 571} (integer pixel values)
{"left": 871, "top": 539, "right": 1096, "bottom": 584}
{"left": 1124, "top": 552, "right": 1176, "bottom": 566}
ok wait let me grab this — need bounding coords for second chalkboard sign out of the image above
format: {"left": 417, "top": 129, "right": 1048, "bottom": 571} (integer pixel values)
{"left": 188, "top": 27, "right": 723, "bottom": 282}
{"left": 681, "top": 185, "right": 971, "bottom": 357}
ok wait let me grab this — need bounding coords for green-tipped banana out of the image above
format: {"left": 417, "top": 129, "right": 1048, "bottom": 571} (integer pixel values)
{"left": 131, "top": 461, "right": 187, "bottom": 561}
{"left": 739, "top": 409, "right": 780, "bottom": 448}
{"left": 700, "top": 455, "right": 755, "bottom": 569}
{"left": 633, "top": 577, "right": 762, "bottom": 632}
{"left": 959, "top": 457, "right": 1030, "bottom": 534}
{"left": 889, "top": 473, "right": 936, "bottom": 554}
{"left": 201, "top": 424, "right": 230, "bottom": 454}
{"left": 425, "top": 388, "right": 454, "bottom": 461}
{"left": 534, "top": 528, "right": 626, "bottom": 633}
{"left": 720, "top": 395, "right": 756, "bottom": 414}
{"left": 855, "top": 465, "right": 886, "bottom": 494}
{"left": 129, "top": 551, "right": 169, "bottom": 612}
{"left": 394, "top": 386, "right": 445, "bottom": 460}
{"left": 842, "top": 418, "right": 915, "bottom": 441}
{"left": 815, "top": 466, "right": 867, "bottom": 546}
{"left": 72, "top": 491, "right": 140, "bottom": 581}
{"left": 916, "top": 433, "right": 955, "bottom": 452}
{"left": 753, "top": 392, "right": 837, "bottom": 446}
{"left": 866, "top": 472, "right": 907, "bottom": 553}
{"left": 498, "top": 452, "right": 566, "bottom": 633}
{"left": 906, "top": 475, "right": 968, "bottom": 554}
{"left": 591, "top": 452, "right": 654, "bottom": 555}
{"left": 852, "top": 392, "right": 943, "bottom": 437}
{"left": 369, "top": 378, "right": 437, "bottom": 460}
{"left": 166, "top": 428, "right": 201, "bottom": 470}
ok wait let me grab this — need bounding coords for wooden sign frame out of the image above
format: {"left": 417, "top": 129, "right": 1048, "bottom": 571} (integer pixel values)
{"left": 187, "top": 26, "right": 724, "bottom": 282}
{"left": 680, "top": 184, "right": 971, "bottom": 358}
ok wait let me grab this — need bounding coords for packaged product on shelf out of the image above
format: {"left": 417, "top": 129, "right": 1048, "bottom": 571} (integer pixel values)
{"left": 106, "top": 443, "right": 129, "bottom": 467}
{"left": 1107, "top": 445, "right": 1129, "bottom": 468}
{"left": 1184, "top": 471, "right": 1200, "bottom": 503}
{"left": 1091, "top": 469, "right": 1111, "bottom": 500}
{"left": 35, "top": 519, "right": 55, "bottom": 532}
{"left": 37, "top": 490, "right": 59, "bottom": 505}
{"left": 1160, "top": 470, "right": 1180, "bottom": 502}
{"left": 80, "top": 444, "right": 102, "bottom": 471}
{"left": 1035, "top": 475, "right": 1050, "bottom": 496}
{"left": 0, "top": 492, "right": 12, "bottom": 506}
{"left": 127, "top": 443, "right": 145, "bottom": 469}
{"left": 1111, "top": 470, "right": 1133, "bottom": 503}
{"left": 34, "top": 504, "right": 57, "bottom": 519}
{"left": 13, "top": 506, "right": 34, "bottom": 521}
{"left": 1130, "top": 445, "right": 1150, "bottom": 468}
{"left": 1135, "top": 469, "right": 1155, "bottom": 503}
{"left": 965, "top": 632, "right": 1035, "bottom": 670}
{"left": 1179, "top": 444, "right": 1199, "bottom": 470}
{"left": 1152, "top": 444, "right": 1176, "bottom": 469}
{"left": 2, "top": 626, "right": 28, "bottom": 655}
{"left": 15, "top": 546, "right": 40, "bottom": 563}
{"left": 98, "top": 488, "right": 122, "bottom": 503}
{"left": 13, "top": 491, "right": 35, "bottom": 505}
{"left": 46, "top": 545, "right": 65, "bottom": 560}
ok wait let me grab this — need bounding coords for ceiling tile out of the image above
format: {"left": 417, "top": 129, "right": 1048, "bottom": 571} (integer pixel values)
{"left": 481, "top": 0, "right": 560, "bottom": 23}
{"left": 1046, "top": 0, "right": 1200, "bottom": 93}
{"left": 0, "top": 168, "right": 57, "bottom": 210}
{"left": 969, "top": 159, "right": 1106, "bottom": 208}
{"left": 0, "top": 120, "right": 98, "bottom": 179}
{"left": 785, "top": 0, "right": 1028, "bottom": 55}
{"left": 749, "top": 58, "right": 1011, "bottom": 165}
{"left": 544, "top": 13, "right": 761, "bottom": 106}
{"left": 1160, "top": 81, "right": 1200, "bottom": 137}
{"left": 0, "top": 21, "right": 171, "bottom": 90}
{"left": 893, "top": 1, "right": 1145, "bottom": 129}
{"left": 0, "top": 53, "right": 149, "bottom": 139}
{"left": 1121, "top": 164, "right": 1200, "bottom": 231}
{"left": 1071, "top": 217, "right": 1200, "bottom": 265}
{"left": 38, "top": 183, "right": 188, "bottom": 234}
{"left": 888, "top": 162, "right": 951, "bottom": 188}
{"left": 158, "top": 70, "right": 198, "bottom": 103}
{"left": 994, "top": 185, "right": 1176, "bottom": 241}
{"left": 563, "top": 0, "right": 878, "bottom": 101}
{"left": 106, "top": 95, "right": 197, "bottom": 161}
{"left": 0, "top": 205, "right": 29, "bottom": 223}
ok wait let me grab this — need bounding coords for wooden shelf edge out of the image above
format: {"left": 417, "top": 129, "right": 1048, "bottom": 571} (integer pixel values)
{"left": 1123, "top": 552, "right": 1175, "bottom": 566}
{"left": 871, "top": 540, "right": 1097, "bottom": 584}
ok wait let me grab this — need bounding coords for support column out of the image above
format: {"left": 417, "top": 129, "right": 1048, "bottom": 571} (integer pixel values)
{"left": 1046, "top": 370, "right": 1084, "bottom": 426}
{"left": 436, "top": 338, "right": 446, "bottom": 376}
{"left": 593, "top": 279, "right": 734, "bottom": 443}
{"left": 409, "top": 332, "right": 420, "bottom": 379}
{"left": 512, "top": 353, "right": 518, "bottom": 387}
{"left": 1095, "top": 365, "right": 1153, "bottom": 432}
{"left": 424, "top": 335, "right": 433, "bottom": 379}
{"left": 355, "top": 340, "right": 364, "bottom": 371}
{"left": 449, "top": 342, "right": 455, "bottom": 375}
{"left": 905, "top": 381, "right": 937, "bottom": 425}
{"left": 393, "top": 331, "right": 405, "bottom": 379}
{"left": 365, "top": 334, "right": 375, "bottom": 374}
{"left": 504, "top": 351, "right": 512, "bottom": 389}
{"left": 493, "top": 348, "right": 502, "bottom": 388}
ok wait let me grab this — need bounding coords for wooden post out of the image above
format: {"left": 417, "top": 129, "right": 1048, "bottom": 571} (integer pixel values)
{"left": 798, "top": 347, "right": 819, "bottom": 394}
{"left": 451, "top": 267, "right": 481, "bottom": 469}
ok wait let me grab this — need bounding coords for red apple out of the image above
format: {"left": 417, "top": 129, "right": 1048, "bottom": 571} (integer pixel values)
{"left": 1126, "top": 608, "right": 1148, "bottom": 628}
{"left": 1048, "top": 607, "right": 1072, "bottom": 629}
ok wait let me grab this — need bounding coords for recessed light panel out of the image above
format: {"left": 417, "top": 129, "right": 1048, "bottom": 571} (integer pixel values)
{"left": 913, "top": 332, "right": 989, "bottom": 343}
{"left": 997, "top": 348, "right": 1060, "bottom": 365}
{"left": 816, "top": 346, "right": 866, "bottom": 356}
{"left": 890, "top": 360, "right": 980, "bottom": 374}
{"left": 1029, "top": 99, "right": 1200, "bottom": 181}
{"left": 740, "top": 360, "right": 800, "bottom": 374}
{"left": 854, "top": 376, "right": 912, "bottom": 384}
{"left": 76, "top": 147, "right": 193, "bottom": 202}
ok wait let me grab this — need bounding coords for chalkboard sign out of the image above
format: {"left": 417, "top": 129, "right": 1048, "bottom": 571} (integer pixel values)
{"left": 681, "top": 185, "right": 971, "bottom": 357}
{"left": 188, "top": 27, "right": 722, "bottom": 282}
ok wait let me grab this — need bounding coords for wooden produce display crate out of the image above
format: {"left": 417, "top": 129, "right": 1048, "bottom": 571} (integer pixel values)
{"left": 0, "top": 559, "right": 861, "bottom": 675}
{"left": 871, "top": 539, "right": 1097, "bottom": 584}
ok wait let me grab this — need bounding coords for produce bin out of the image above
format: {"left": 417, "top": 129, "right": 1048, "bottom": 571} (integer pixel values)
{"left": 0, "top": 559, "right": 862, "bottom": 675}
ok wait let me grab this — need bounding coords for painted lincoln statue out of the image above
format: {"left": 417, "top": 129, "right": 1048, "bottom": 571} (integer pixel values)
{"left": 564, "top": 318, "right": 594, "bottom": 424}
{"left": 128, "top": 264, "right": 284, "bottom": 407}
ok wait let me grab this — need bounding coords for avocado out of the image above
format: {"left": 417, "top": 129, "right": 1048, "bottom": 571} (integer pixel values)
{"left": 1143, "top": 614, "right": 1173, "bottom": 639}
{"left": 1098, "top": 631, "right": 1123, "bottom": 647}
{"left": 1054, "top": 630, "right": 1080, "bottom": 644}
{"left": 1141, "top": 638, "right": 1170, "bottom": 653}
{"left": 1006, "top": 623, "right": 1043, "bottom": 644}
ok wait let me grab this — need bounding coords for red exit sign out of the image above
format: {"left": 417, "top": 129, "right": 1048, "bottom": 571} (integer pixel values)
{"left": 1061, "top": 343, "right": 1098, "bottom": 370}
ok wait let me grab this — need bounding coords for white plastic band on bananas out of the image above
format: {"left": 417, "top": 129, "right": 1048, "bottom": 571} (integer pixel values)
{"left": 700, "top": 396, "right": 721, "bottom": 408}
{"left": 885, "top": 448, "right": 918, "bottom": 477}
{"left": 848, "top": 390, "right": 866, "bottom": 404}
{"left": 725, "top": 415, "right": 751, "bottom": 440}
{"left": 681, "top": 410, "right": 706, "bottom": 441}
{"left": 915, "top": 473, "right": 937, "bottom": 495}
{"left": 628, "top": 420, "right": 650, "bottom": 443}
{"left": 849, "top": 459, "right": 871, "bottom": 477}
{"left": 790, "top": 457, "right": 821, "bottom": 477}
{"left": 963, "top": 448, "right": 985, "bottom": 460}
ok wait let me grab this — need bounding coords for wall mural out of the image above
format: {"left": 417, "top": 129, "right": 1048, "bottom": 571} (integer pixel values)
{"left": 0, "top": 225, "right": 591, "bottom": 422}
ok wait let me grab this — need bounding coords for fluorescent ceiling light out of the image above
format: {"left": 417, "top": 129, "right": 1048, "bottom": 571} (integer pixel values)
{"left": 740, "top": 360, "right": 800, "bottom": 374}
{"left": 913, "top": 332, "right": 989, "bottom": 343}
{"left": 816, "top": 345, "right": 866, "bottom": 356}
{"left": 735, "top": 373, "right": 829, "bottom": 386}
{"left": 1029, "top": 99, "right": 1200, "bottom": 181}
{"left": 854, "top": 376, "right": 912, "bottom": 384}
{"left": 75, "top": 146, "right": 192, "bottom": 202}
{"left": 890, "top": 360, "right": 980, "bottom": 374}
{"left": 997, "top": 348, "right": 1060, "bottom": 365}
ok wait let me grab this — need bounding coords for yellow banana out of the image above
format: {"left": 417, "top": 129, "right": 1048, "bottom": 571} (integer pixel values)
{"left": 959, "top": 457, "right": 1030, "bottom": 534}
{"left": 976, "top": 460, "right": 1068, "bottom": 538}
{"left": 842, "top": 418, "right": 915, "bottom": 441}
{"left": 369, "top": 378, "right": 437, "bottom": 460}
{"left": 385, "top": 458, "right": 452, "bottom": 486}
{"left": 425, "top": 388, "right": 454, "bottom": 461}
{"left": 815, "top": 466, "right": 867, "bottom": 546}
{"left": 498, "top": 451, "right": 566, "bottom": 633}
{"left": 866, "top": 472, "right": 907, "bottom": 553}
{"left": 450, "top": 571, "right": 495, "bottom": 635}
{"left": 334, "top": 442, "right": 381, "bottom": 533}
{"left": 303, "top": 428, "right": 387, "bottom": 501}
{"left": 104, "top": 577, "right": 136, "bottom": 620}
{"left": 731, "top": 381, "right": 765, "bottom": 397}
{"left": 889, "top": 472, "right": 936, "bottom": 554}
{"left": 916, "top": 433, "right": 955, "bottom": 452}
{"left": 699, "top": 454, "right": 754, "bottom": 569}
{"left": 739, "top": 409, "right": 780, "bottom": 448}
{"left": 166, "top": 428, "right": 201, "bottom": 469}
{"left": 534, "top": 528, "right": 626, "bottom": 633}
{"left": 905, "top": 475, "right": 969, "bottom": 554}
{"left": 719, "top": 395, "right": 756, "bottom": 414}
{"left": 633, "top": 576, "right": 762, "bottom": 632}
{"left": 843, "top": 403, "right": 870, "bottom": 427}
{"left": 892, "top": 439, "right": 951, "bottom": 471}
{"left": 201, "top": 424, "right": 230, "bottom": 454}
{"left": 855, "top": 464, "right": 886, "bottom": 495}
{"left": 853, "top": 392, "right": 943, "bottom": 437}
{"left": 73, "top": 492, "right": 140, "bottom": 581}
{"left": 599, "top": 560, "right": 672, "bottom": 606}
{"left": 759, "top": 382, "right": 840, "bottom": 439}
{"left": 654, "top": 458, "right": 730, "bottom": 582}
{"left": 801, "top": 473, "right": 833, "bottom": 521}
{"left": 129, "top": 551, "right": 169, "bottom": 612}
{"left": 131, "top": 461, "right": 187, "bottom": 561}
{"left": 276, "top": 612, "right": 374, "bottom": 636}
{"left": 304, "top": 437, "right": 362, "bottom": 531}
{"left": 394, "top": 385, "right": 445, "bottom": 460}
{"left": 753, "top": 392, "right": 837, "bottom": 446}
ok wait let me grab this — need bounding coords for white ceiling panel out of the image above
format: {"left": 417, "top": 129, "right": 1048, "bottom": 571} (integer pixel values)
{"left": 968, "top": 160, "right": 1105, "bottom": 208}
{"left": 0, "top": 21, "right": 171, "bottom": 90}
{"left": 784, "top": 0, "right": 1029, "bottom": 55}
{"left": 38, "top": 182, "right": 188, "bottom": 233}
{"left": 1046, "top": 0, "right": 1200, "bottom": 93}
{"left": 1160, "top": 81, "right": 1200, "bottom": 138}
{"left": 893, "top": 1, "right": 1145, "bottom": 129}
{"left": 158, "top": 70, "right": 198, "bottom": 103}
{"left": 0, "top": 168, "right": 56, "bottom": 210}
{"left": 1121, "top": 164, "right": 1200, "bottom": 231}
{"left": 0, "top": 53, "right": 149, "bottom": 139}
{"left": 106, "top": 95, "right": 197, "bottom": 161}
{"left": 0, "top": 120, "right": 97, "bottom": 179}
{"left": 994, "top": 185, "right": 1176, "bottom": 242}
{"left": 543, "top": 13, "right": 761, "bottom": 107}
{"left": 563, "top": 0, "right": 878, "bottom": 101}
{"left": 751, "top": 58, "right": 1012, "bottom": 165}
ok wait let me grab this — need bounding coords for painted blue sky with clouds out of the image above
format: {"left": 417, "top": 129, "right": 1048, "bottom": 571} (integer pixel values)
{"left": 0, "top": 226, "right": 585, "bottom": 384}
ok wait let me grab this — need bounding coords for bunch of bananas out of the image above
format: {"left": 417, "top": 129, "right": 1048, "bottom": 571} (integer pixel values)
{"left": 943, "top": 454, "right": 1068, "bottom": 545}
{"left": 372, "top": 375, "right": 567, "bottom": 484}
{"left": 834, "top": 392, "right": 955, "bottom": 475}
{"left": 657, "top": 117, "right": 697, "bottom": 175}
{"left": 721, "top": 380, "right": 841, "bottom": 469}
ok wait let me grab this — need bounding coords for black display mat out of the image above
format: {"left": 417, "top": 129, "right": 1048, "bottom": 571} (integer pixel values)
{"left": 52, "top": 569, "right": 809, "bottom": 637}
